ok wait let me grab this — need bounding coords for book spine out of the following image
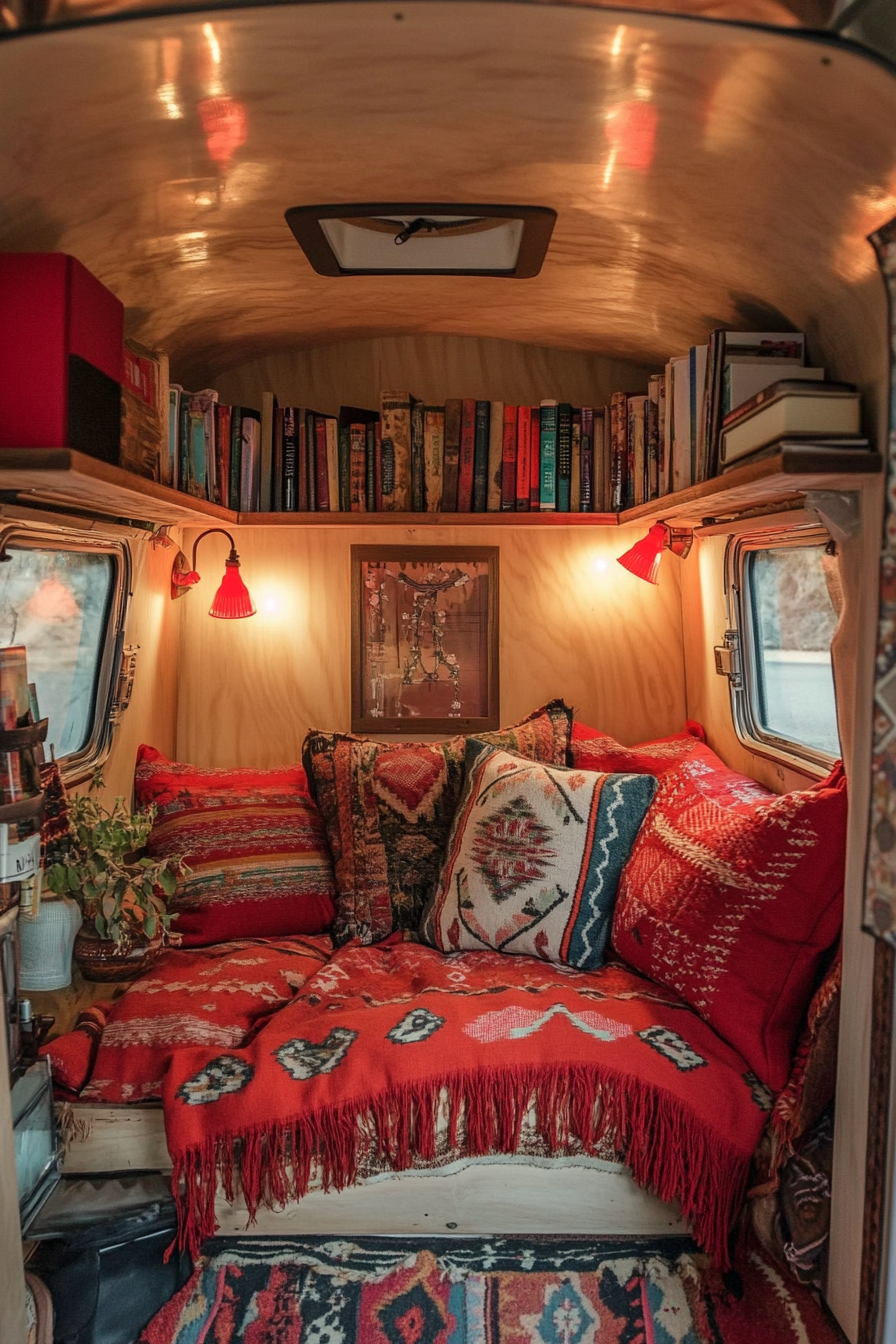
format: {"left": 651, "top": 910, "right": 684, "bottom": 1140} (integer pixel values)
{"left": 660, "top": 368, "right": 671, "bottom": 496}
{"left": 374, "top": 421, "right": 383, "bottom": 512}
{"left": 178, "top": 394, "right": 191, "bottom": 496}
{"left": 515, "top": 406, "right": 531, "bottom": 512}
{"left": 610, "top": 392, "right": 627, "bottom": 511}
{"left": 570, "top": 409, "right": 581, "bottom": 512}
{"left": 528, "top": 408, "right": 540, "bottom": 511}
{"left": 326, "top": 417, "right": 339, "bottom": 509}
{"left": 424, "top": 407, "right": 444, "bottom": 512}
{"left": 275, "top": 408, "right": 289, "bottom": 511}
{"left": 203, "top": 392, "right": 217, "bottom": 503}
{"left": 167, "top": 386, "right": 181, "bottom": 490}
{"left": 282, "top": 407, "right": 297, "bottom": 511}
{"left": 487, "top": 401, "right": 504, "bottom": 511}
{"left": 240, "top": 412, "right": 261, "bottom": 511}
{"left": 366, "top": 421, "right": 377, "bottom": 511}
{"left": 595, "top": 409, "right": 608, "bottom": 512}
{"left": 228, "top": 407, "right": 242, "bottom": 511}
{"left": 260, "top": 391, "right": 275, "bottom": 512}
{"left": 556, "top": 402, "right": 572, "bottom": 511}
{"left": 472, "top": 399, "right": 490, "bottom": 512}
{"left": 646, "top": 378, "right": 660, "bottom": 501}
{"left": 339, "top": 424, "right": 352, "bottom": 511}
{"left": 442, "top": 399, "right": 462, "bottom": 512}
{"left": 315, "top": 415, "right": 330, "bottom": 510}
{"left": 410, "top": 397, "right": 425, "bottom": 511}
{"left": 305, "top": 410, "right": 316, "bottom": 511}
{"left": 539, "top": 400, "right": 558, "bottom": 511}
{"left": 271, "top": 407, "right": 283, "bottom": 511}
{"left": 629, "top": 395, "right": 646, "bottom": 507}
{"left": 297, "top": 412, "right": 309, "bottom": 512}
{"left": 501, "top": 405, "right": 517, "bottom": 511}
{"left": 457, "top": 398, "right": 477, "bottom": 512}
{"left": 580, "top": 407, "right": 594, "bottom": 512}
{"left": 380, "top": 390, "right": 412, "bottom": 510}
{"left": 350, "top": 423, "right": 367, "bottom": 511}
{"left": 214, "top": 404, "right": 231, "bottom": 508}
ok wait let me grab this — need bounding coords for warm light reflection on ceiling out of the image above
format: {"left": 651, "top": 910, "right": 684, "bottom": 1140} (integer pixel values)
{"left": 834, "top": 178, "right": 896, "bottom": 284}
{"left": 198, "top": 96, "right": 248, "bottom": 169}
{"left": 610, "top": 26, "right": 626, "bottom": 62}
{"left": 155, "top": 36, "right": 183, "bottom": 120}
{"left": 605, "top": 100, "right": 658, "bottom": 174}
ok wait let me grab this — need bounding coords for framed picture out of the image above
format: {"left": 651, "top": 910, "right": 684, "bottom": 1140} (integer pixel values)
{"left": 351, "top": 546, "right": 499, "bottom": 735}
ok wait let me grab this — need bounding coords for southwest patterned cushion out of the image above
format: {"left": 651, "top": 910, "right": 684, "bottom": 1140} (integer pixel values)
{"left": 421, "top": 740, "right": 657, "bottom": 969}
{"left": 572, "top": 724, "right": 775, "bottom": 808}
{"left": 135, "top": 747, "right": 336, "bottom": 947}
{"left": 611, "top": 760, "right": 847, "bottom": 1090}
{"left": 303, "top": 700, "right": 573, "bottom": 944}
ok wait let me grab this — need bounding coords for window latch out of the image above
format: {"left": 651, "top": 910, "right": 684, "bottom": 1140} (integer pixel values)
{"left": 109, "top": 644, "right": 139, "bottom": 725}
{"left": 714, "top": 630, "right": 741, "bottom": 688}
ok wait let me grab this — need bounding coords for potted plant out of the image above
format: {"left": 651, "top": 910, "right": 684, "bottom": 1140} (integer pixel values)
{"left": 44, "top": 773, "right": 188, "bottom": 982}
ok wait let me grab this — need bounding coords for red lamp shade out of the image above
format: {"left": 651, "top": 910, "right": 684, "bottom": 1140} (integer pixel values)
{"left": 617, "top": 523, "right": 668, "bottom": 585}
{"left": 209, "top": 558, "right": 256, "bottom": 619}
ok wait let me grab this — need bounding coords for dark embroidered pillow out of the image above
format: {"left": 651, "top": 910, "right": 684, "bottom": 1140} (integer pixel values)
{"left": 421, "top": 739, "right": 657, "bottom": 969}
{"left": 303, "top": 700, "right": 573, "bottom": 944}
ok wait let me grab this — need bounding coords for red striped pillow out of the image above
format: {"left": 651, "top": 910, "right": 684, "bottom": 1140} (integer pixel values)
{"left": 135, "top": 746, "right": 336, "bottom": 946}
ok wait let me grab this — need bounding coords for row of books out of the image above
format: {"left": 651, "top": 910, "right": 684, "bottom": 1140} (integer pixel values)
{"left": 163, "top": 390, "right": 619, "bottom": 514}
{"left": 161, "top": 329, "right": 865, "bottom": 513}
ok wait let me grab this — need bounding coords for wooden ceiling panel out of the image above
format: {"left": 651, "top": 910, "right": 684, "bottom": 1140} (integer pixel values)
{"left": 0, "top": 3, "right": 894, "bottom": 383}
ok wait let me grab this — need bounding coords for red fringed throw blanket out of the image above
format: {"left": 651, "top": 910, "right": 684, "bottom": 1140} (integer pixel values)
{"left": 162, "top": 943, "right": 770, "bottom": 1264}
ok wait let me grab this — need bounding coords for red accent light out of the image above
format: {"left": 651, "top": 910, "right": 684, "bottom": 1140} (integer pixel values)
{"left": 197, "top": 97, "right": 248, "bottom": 169}
{"left": 617, "top": 523, "right": 668, "bottom": 585}
{"left": 209, "top": 558, "right": 256, "bottom": 619}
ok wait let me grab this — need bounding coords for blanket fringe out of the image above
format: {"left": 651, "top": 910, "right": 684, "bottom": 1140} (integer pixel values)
{"left": 170, "top": 1065, "right": 750, "bottom": 1268}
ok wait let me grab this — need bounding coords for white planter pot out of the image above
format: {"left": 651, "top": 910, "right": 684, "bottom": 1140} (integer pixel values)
{"left": 19, "top": 895, "right": 83, "bottom": 991}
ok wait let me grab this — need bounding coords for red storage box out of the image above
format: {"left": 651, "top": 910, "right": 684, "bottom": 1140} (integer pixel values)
{"left": 0, "top": 253, "right": 124, "bottom": 464}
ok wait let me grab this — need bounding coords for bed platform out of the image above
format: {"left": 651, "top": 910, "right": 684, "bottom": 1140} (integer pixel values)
{"left": 58, "top": 1105, "right": 685, "bottom": 1238}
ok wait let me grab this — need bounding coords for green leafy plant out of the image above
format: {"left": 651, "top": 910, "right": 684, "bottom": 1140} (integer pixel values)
{"left": 44, "top": 773, "right": 188, "bottom": 949}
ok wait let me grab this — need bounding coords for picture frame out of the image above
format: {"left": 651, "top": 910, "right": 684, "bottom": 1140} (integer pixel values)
{"left": 351, "top": 545, "right": 499, "bottom": 735}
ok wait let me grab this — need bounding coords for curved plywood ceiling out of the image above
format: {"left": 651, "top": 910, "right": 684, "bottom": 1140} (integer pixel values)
{"left": 0, "top": 2, "right": 895, "bottom": 383}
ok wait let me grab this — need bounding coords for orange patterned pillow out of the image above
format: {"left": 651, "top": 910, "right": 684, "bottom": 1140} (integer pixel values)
{"left": 135, "top": 746, "right": 336, "bottom": 946}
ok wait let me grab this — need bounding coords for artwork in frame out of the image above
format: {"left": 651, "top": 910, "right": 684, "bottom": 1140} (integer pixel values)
{"left": 351, "top": 546, "right": 499, "bottom": 735}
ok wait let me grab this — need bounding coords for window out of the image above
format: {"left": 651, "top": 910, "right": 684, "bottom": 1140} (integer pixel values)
{"left": 0, "top": 528, "right": 130, "bottom": 778}
{"left": 725, "top": 530, "right": 841, "bottom": 771}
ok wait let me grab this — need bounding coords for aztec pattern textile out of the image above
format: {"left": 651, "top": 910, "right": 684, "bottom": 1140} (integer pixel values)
{"left": 864, "top": 224, "right": 896, "bottom": 940}
{"left": 421, "top": 741, "right": 656, "bottom": 969}
{"left": 140, "top": 1234, "right": 847, "bottom": 1344}
{"left": 747, "top": 951, "right": 840, "bottom": 1289}
{"left": 135, "top": 747, "right": 336, "bottom": 946}
{"left": 611, "top": 760, "right": 846, "bottom": 1091}
{"left": 70, "top": 936, "right": 333, "bottom": 1103}
{"left": 572, "top": 726, "right": 774, "bottom": 810}
{"left": 163, "top": 941, "right": 769, "bottom": 1264}
{"left": 303, "top": 701, "right": 573, "bottom": 944}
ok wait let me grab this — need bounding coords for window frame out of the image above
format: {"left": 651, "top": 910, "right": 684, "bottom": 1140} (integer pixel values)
{"left": 724, "top": 524, "right": 839, "bottom": 776}
{"left": 0, "top": 523, "right": 132, "bottom": 783}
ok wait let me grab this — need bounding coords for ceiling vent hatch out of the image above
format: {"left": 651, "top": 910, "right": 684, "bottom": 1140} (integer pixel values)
{"left": 285, "top": 204, "right": 556, "bottom": 277}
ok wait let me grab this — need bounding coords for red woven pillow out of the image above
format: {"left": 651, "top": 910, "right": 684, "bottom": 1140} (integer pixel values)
{"left": 135, "top": 747, "right": 336, "bottom": 946}
{"left": 304, "top": 700, "right": 573, "bottom": 944}
{"left": 611, "top": 759, "right": 847, "bottom": 1090}
{"left": 571, "top": 720, "right": 707, "bottom": 775}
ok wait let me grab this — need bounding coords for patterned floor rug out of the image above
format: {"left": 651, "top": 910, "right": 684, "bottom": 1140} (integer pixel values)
{"left": 139, "top": 1235, "right": 846, "bottom": 1344}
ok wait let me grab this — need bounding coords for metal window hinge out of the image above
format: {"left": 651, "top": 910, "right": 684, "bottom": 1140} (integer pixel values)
{"left": 714, "top": 630, "right": 742, "bottom": 688}
{"left": 109, "top": 645, "right": 139, "bottom": 725}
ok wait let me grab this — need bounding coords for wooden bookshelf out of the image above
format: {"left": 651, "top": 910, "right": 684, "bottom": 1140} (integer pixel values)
{"left": 620, "top": 446, "right": 883, "bottom": 527}
{"left": 0, "top": 449, "right": 238, "bottom": 525}
{"left": 0, "top": 445, "right": 881, "bottom": 530}
{"left": 238, "top": 510, "right": 620, "bottom": 527}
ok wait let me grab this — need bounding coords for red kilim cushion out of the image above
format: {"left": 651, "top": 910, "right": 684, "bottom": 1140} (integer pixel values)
{"left": 135, "top": 747, "right": 336, "bottom": 946}
{"left": 611, "top": 759, "right": 847, "bottom": 1090}
{"left": 303, "top": 701, "right": 573, "bottom": 944}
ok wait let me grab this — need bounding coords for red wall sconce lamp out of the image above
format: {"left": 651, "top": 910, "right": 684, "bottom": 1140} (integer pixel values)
{"left": 171, "top": 528, "right": 256, "bottom": 618}
{"left": 617, "top": 523, "right": 693, "bottom": 584}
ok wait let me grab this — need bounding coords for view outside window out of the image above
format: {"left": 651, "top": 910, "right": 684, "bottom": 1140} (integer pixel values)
{"left": 747, "top": 545, "right": 840, "bottom": 758}
{"left": 0, "top": 548, "right": 114, "bottom": 759}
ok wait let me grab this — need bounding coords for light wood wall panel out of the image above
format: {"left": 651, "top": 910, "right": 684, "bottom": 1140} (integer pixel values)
{"left": 213, "top": 336, "right": 655, "bottom": 418}
{"left": 98, "top": 531, "right": 181, "bottom": 806}
{"left": 175, "top": 524, "right": 686, "bottom": 768}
